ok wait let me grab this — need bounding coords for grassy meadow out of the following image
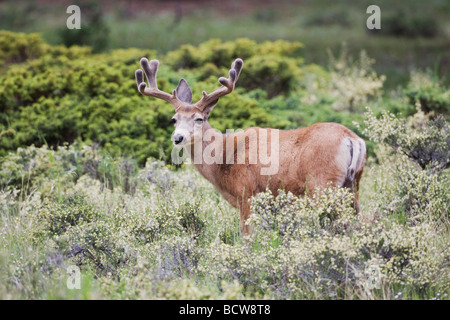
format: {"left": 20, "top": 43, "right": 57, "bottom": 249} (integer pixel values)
{"left": 0, "top": 0, "right": 449, "bottom": 300}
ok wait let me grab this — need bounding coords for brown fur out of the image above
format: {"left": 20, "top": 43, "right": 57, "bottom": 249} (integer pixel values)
{"left": 189, "top": 121, "right": 366, "bottom": 235}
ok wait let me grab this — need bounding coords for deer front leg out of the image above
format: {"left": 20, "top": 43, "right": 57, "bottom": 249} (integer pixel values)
{"left": 238, "top": 198, "right": 253, "bottom": 236}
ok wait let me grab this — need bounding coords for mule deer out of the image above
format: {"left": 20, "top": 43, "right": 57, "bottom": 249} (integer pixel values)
{"left": 135, "top": 57, "right": 366, "bottom": 235}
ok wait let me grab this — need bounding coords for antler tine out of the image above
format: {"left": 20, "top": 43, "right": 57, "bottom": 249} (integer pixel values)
{"left": 197, "top": 58, "right": 243, "bottom": 110}
{"left": 135, "top": 58, "right": 178, "bottom": 105}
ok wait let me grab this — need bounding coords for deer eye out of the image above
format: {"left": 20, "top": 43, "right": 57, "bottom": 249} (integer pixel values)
{"left": 171, "top": 118, "right": 177, "bottom": 124}
{"left": 195, "top": 118, "right": 203, "bottom": 124}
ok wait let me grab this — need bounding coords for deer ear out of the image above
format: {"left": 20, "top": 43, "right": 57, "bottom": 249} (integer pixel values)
{"left": 176, "top": 79, "right": 192, "bottom": 104}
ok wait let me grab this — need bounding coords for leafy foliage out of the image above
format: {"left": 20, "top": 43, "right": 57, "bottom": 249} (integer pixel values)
{"left": 363, "top": 109, "right": 450, "bottom": 170}
{"left": 0, "top": 31, "right": 47, "bottom": 68}
{"left": 166, "top": 38, "right": 303, "bottom": 97}
{"left": 404, "top": 71, "right": 450, "bottom": 119}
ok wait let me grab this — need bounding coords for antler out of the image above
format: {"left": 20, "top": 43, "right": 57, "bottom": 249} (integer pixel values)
{"left": 135, "top": 58, "right": 180, "bottom": 107}
{"left": 195, "top": 58, "right": 243, "bottom": 110}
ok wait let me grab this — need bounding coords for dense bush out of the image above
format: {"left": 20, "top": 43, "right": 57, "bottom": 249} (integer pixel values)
{"left": 0, "top": 31, "right": 47, "bottom": 68}
{"left": 0, "top": 39, "right": 163, "bottom": 164}
{"left": 327, "top": 49, "right": 385, "bottom": 112}
{"left": 363, "top": 109, "right": 450, "bottom": 171}
{"left": 35, "top": 195, "right": 99, "bottom": 238}
{"left": 404, "top": 71, "right": 450, "bottom": 119}
{"left": 166, "top": 38, "right": 303, "bottom": 97}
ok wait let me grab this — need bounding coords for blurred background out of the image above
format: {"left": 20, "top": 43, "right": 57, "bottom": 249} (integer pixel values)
{"left": 1, "top": 0, "right": 449, "bottom": 89}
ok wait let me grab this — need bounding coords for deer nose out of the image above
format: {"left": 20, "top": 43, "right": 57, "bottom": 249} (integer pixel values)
{"left": 173, "top": 135, "right": 184, "bottom": 145}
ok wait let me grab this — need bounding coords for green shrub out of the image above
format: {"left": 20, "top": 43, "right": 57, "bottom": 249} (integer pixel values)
{"left": 35, "top": 194, "right": 99, "bottom": 238}
{"left": 404, "top": 71, "right": 450, "bottom": 119}
{"left": 0, "top": 31, "right": 47, "bottom": 68}
{"left": 238, "top": 54, "right": 301, "bottom": 97}
{"left": 362, "top": 108, "right": 449, "bottom": 226}
{"left": 178, "top": 201, "right": 206, "bottom": 238}
{"left": 363, "top": 109, "right": 450, "bottom": 171}
{"left": 0, "top": 143, "right": 140, "bottom": 195}
{"left": 327, "top": 48, "right": 385, "bottom": 112}
{"left": 64, "top": 221, "right": 132, "bottom": 279}
{"left": 0, "top": 144, "right": 78, "bottom": 193}
{"left": 166, "top": 38, "right": 303, "bottom": 97}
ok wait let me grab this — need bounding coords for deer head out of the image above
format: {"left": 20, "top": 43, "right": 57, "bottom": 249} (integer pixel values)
{"left": 135, "top": 58, "right": 243, "bottom": 146}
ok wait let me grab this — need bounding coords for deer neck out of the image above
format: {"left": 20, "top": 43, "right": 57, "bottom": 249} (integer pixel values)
{"left": 188, "top": 122, "right": 225, "bottom": 183}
